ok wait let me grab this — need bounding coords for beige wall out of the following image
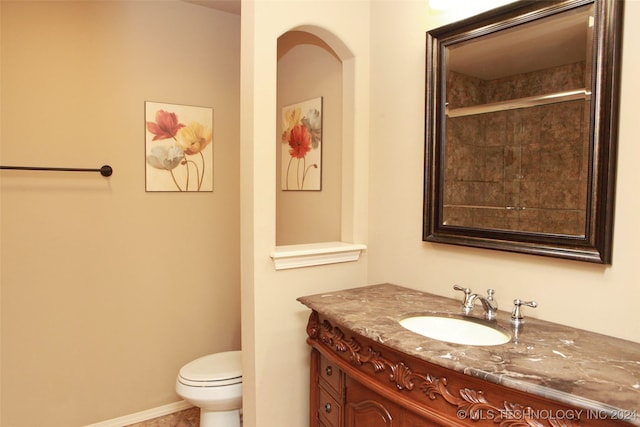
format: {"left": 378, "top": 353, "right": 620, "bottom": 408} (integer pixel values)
{"left": 276, "top": 32, "right": 343, "bottom": 245}
{"left": 240, "top": 1, "right": 370, "bottom": 426}
{"left": 0, "top": 2, "right": 240, "bottom": 426}
{"left": 368, "top": 0, "right": 640, "bottom": 343}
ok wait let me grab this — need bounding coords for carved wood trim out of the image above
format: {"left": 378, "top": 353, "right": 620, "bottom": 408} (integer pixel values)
{"left": 307, "top": 311, "right": 580, "bottom": 427}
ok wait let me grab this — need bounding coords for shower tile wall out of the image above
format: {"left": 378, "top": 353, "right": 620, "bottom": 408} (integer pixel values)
{"left": 444, "top": 62, "right": 588, "bottom": 235}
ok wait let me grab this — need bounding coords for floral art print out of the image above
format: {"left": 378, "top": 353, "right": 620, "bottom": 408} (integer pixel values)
{"left": 281, "top": 97, "right": 323, "bottom": 190}
{"left": 145, "top": 101, "right": 213, "bottom": 192}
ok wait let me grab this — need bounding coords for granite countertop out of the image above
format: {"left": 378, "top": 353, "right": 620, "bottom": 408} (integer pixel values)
{"left": 297, "top": 283, "right": 640, "bottom": 425}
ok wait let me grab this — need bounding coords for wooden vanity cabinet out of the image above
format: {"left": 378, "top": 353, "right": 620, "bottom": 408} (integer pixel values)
{"left": 311, "top": 346, "right": 456, "bottom": 427}
{"left": 306, "top": 311, "right": 635, "bottom": 427}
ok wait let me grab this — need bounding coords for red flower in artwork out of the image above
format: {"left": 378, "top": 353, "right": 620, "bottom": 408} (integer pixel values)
{"left": 288, "top": 124, "right": 312, "bottom": 159}
{"left": 146, "top": 110, "right": 185, "bottom": 141}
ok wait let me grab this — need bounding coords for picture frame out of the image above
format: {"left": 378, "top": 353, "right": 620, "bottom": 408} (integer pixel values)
{"left": 145, "top": 101, "right": 213, "bottom": 192}
{"left": 280, "top": 97, "right": 323, "bottom": 191}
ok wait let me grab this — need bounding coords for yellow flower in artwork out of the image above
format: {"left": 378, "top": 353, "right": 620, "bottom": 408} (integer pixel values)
{"left": 176, "top": 122, "right": 213, "bottom": 155}
{"left": 281, "top": 107, "right": 302, "bottom": 144}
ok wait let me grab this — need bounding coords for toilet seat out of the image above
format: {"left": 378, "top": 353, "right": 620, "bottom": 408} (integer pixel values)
{"left": 178, "top": 351, "right": 242, "bottom": 387}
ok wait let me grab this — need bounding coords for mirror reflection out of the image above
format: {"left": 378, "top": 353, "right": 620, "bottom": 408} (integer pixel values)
{"left": 444, "top": 4, "right": 593, "bottom": 236}
{"left": 424, "top": 0, "right": 623, "bottom": 263}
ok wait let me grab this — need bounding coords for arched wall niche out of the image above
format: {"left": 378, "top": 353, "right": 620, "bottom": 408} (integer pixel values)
{"left": 292, "top": 25, "right": 355, "bottom": 60}
{"left": 272, "top": 26, "right": 366, "bottom": 269}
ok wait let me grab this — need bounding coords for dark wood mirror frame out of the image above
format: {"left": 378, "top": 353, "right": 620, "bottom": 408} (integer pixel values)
{"left": 423, "top": 0, "right": 624, "bottom": 264}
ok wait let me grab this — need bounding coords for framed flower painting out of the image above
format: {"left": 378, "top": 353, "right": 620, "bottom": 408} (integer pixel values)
{"left": 145, "top": 101, "right": 213, "bottom": 192}
{"left": 281, "top": 97, "right": 323, "bottom": 191}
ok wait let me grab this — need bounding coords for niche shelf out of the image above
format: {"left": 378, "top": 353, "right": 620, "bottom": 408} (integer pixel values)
{"left": 270, "top": 241, "right": 367, "bottom": 270}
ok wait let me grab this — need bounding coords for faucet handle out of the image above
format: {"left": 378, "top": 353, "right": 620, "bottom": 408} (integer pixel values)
{"left": 453, "top": 285, "right": 475, "bottom": 314}
{"left": 511, "top": 299, "right": 537, "bottom": 324}
{"left": 453, "top": 285, "right": 471, "bottom": 303}
{"left": 453, "top": 284, "right": 471, "bottom": 296}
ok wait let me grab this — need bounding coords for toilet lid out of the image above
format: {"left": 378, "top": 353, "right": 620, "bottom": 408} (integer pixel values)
{"left": 178, "top": 351, "right": 242, "bottom": 387}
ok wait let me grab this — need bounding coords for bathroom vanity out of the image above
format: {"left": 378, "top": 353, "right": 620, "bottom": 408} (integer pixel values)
{"left": 298, "top": 284, "right": 640, "bottom": 427}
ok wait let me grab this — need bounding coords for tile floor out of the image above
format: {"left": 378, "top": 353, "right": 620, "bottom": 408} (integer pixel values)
{"left": 126, "top": 407, "right": 199, "bottom": 427}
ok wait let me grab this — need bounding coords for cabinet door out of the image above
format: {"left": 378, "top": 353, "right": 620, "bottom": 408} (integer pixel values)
{"left": 346, "top": 377, "right": 396, "bottom": 426}
{"left": 346, "top": 399, "right": 394, "bottom": 426}
{"left": 346, "top": 377, "right": 449, "bottom": 427}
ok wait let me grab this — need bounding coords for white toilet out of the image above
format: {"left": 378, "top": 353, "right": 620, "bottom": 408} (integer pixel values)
{"left": 176, "top": 351, "right": 242, "bottom": 427}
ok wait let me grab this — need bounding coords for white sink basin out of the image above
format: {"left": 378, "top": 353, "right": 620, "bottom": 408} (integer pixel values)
{"left": 399, "top": 314, "right": 511, "bottom": 346}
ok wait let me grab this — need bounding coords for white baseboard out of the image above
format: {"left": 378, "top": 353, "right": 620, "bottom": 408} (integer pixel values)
{"left": 85, "top": 400, "right": 194, "bottom": 427}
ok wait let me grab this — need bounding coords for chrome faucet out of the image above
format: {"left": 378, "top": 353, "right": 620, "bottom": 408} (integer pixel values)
{"left": 476, "top": 289, "right": 498, "bottom": 320}
{"left": 453, "top": 285, "right": 498, "bottom": 320}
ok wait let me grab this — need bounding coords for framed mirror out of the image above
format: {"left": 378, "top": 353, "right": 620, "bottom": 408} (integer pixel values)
{"left": 423, "top": 0, "right": 623, "bottom": 264}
